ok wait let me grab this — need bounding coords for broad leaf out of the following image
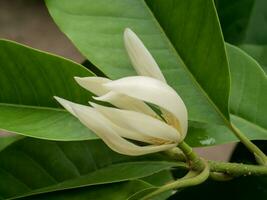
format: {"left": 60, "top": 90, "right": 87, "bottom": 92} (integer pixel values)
{"left": 0, "top": 138, "right": 177, "bottom": 199}
{"left": 216, "top": 0, "right": 267, "bottom": 74}
{"left": 240, "top": 44, "right": 267, "bottom": 73}
{"left": 216, "top": 0, "right": 267, "bottom": 45}
{"left": 20, "top": 180, "right": 154, "bottom": 200}
{"left": 0, "top": 132, "right": 22, "bottom": 152}
{"left": 187, "top": 45, "right": 267, "bottom": 147}
{"left": 46, "top": 0, "right": 233, "bottom": 146}
{"left": 227, "top": 44, "right": 267, "bottom": 141}
{"left": 0, "top": 39, "right": 97, "bottom": 141}
{"left": 139, "top": 171, "right": 174, "bottom": 200}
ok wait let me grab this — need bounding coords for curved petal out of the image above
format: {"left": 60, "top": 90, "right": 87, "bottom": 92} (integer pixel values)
{"left": 94, "top": 91, "right": 159, "bottom": 118}
{"left": 71, "top": 104, "right": 177, "bottom": 156}
{"left": 74, "top": 76, "right": 111, "bottom": 96}
{"left": 103, "top": 76, "right": 188, "bottom": 136}
{"left": 54, "top": 97, "right": 161, "bottom": 144}
{"left": 124, "top": 28, "right": 166, "bottom": 83}
{"left": 74, "top": 76, "right": 158, "bottom": 118}
{"left": 90, "top": 102, "right": 180, "bottom": 144}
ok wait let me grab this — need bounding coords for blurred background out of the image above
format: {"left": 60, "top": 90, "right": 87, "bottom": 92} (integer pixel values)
{"left": 0, "top": 0, "right": 236, "bottom": 161}
{"left": 0, "top": 0, "right": 83, "bottom": 62}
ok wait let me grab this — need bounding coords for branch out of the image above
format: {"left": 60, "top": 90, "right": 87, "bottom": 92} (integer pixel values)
{"left": 178, "top": 141, "right": 205, "bottom": 171}
{"left": 167, "top": 145, "right": 267, "bottom": 177}
{"left": 209, "top": 160, "right": 267, "bottom": 176}
{"left": 141, "top": 159, "right": 210, "bottom": 200}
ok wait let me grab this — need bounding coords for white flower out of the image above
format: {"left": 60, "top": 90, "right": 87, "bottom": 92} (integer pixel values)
{"left": 54, "top": 28, "right": 188, "bottom": 156}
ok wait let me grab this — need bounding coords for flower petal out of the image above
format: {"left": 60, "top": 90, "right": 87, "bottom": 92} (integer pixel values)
{"left": 124, "top": 28, "right": 166, "bottom": 82}
{"left": 103, "top": 76, "right": 188, "bottom": 136}
{"left": 54, "top": 96, "right": 78, "bottom": 117}
{"left": 74, "top": 76, "right": 111, "bottom": 96}
{"left": 94, "top": 91, "right": 158, "bottom": 118}
{"left": 75, "top": 77, "right": 158, "bottom": 117}
{"left": 90, "top": 102, "right": 181, "bottom": 144}
{"left": 54, "top": 97, "right": 157, "bottom": 144}
{"left": 71, "top": 103, "right": 177, "bottom": 155}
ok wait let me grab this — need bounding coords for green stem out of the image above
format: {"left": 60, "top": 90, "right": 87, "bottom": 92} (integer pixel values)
{"left": 141, "top": 160, "right": 210, "bottom": 200}
{"left": 178, "top": 141, "right": 205, "bottom": 171}
{"left": 167, "top": 155, "right": 267, "bottom": 177}
{"left": 230, "top": 124, "right": 267, "bottom": 166}
{"left": 209, "top": 160, "right": 267, "bottom": 176}
{"left": 165, "top": 147, "right": 186, "bottom": 161}
{"left": 172, "top": 160, "right": 267, "bottom": 177}
{"left": 210, "top": 172, "right": 232, "bottom": 181}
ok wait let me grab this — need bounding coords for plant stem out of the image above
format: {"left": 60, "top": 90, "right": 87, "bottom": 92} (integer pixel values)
{"left": 172, "top": 160, "right": 267, "bottom": 177}
{"left": 141, "top": 160, "right": 209, "bottom": 200}
{"left": 230, "top": 124, "right": 267, "bottom": 165}
{"left": 167, "top": 154, "right": 267, "bottom": 177}
{"left": 209, "top": 172, "right": 233, "bottom": 181}
{"left": 165, "top": 147, "right": 186, "bottom": 161}
{"left": 178, "top": 141, "right": 205, "bottom": 171}
{"left": 209, "top": 160, "right": 267, "bottom": 176}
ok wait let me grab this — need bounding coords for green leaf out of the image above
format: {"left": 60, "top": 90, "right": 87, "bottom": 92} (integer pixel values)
{"left": 216, "top": 0, "right": 267, "bottom": 45}
{"left": 82, "top": 60, "right": 107, "bottom": 77}
{"left": 21, "top": 180, "right": 154, "bottom": 200}
{"left": 46, "top": 0, "right": 233, "bottom": 146}
{"left": 128, "top": 187, "right": 170, "bottom": 200}
{"left": 240, "top": 44, "right": 267, "bottom": 73}
{"left": 0, "top": 138, "right": 176, "bottom": 199}
{"left": 142, "top": 171, "right": 173, "bottom": 187}
{"left": 0, "top": 132, "right": 23, "bottom": 152}
{"left": 0, "top": 39, "right": 97, "bottom": 141}
{"left": 184, "top": 44, "right": 267, "bottom": 146}
{"left": 227, "top": 44, "right": 267, "bottom": 141}
{"left": 139, "top": 171, "right": 174, "bottom": 200}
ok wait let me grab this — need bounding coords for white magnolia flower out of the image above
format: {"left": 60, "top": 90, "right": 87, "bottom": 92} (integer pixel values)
{"left": 55, "top": 28, "right": 188, "bottom": 156}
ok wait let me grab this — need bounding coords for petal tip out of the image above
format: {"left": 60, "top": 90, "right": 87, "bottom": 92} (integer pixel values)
{"left": 92, "top": 96, "right": 104, "bottom": 101}
{"left": 88, "top": 101, "right": 98, "bottom": 108}
{"left": 74, "top": 76, "right": 84, "bottom": 83}
{"left": 92, "top": 96, "right": 99, "bottom": 100}
{"left": 54, "top": 96, "right": 65, "bottom": 105}
{"left": 53, "top": 96, "right": 78, "bottom": 117}
{"left": 124, "top": 27, "right": 134, "bottom": 36}
{"left": 123, "top": 28, "right": 138, "bottom": 45}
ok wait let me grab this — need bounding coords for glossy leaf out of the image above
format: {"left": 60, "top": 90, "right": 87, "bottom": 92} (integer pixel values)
{"left": 0, "top": 138, "right": 176, "bottom": 199}
{"left": 227, "top": 44, "right": 267, "bottom": 141}
{"left": 216, "top": 0, "right": 267, "bottom": 45}
{"left": 216, "top": 0, "right": 267, "bottom": 74}
{"left": 139, "top": 171, "right": 174, "bottom": 200}
{"left": 0, "top": 39, "right": 97, "bottom": 141}
{"left": 0, "top": 132, "right": 22, "bottom": 152}
{"left": 46, "top": 0, "right": 234, "bottom": 146}
{"left": 240, "top": 44, "right": 267, "bottom": 73}
{"left": 20, "top": 180, "right": 155, "bottom": 200}
{"left": 178, "top": 45, "right": 267, "bottom": 146}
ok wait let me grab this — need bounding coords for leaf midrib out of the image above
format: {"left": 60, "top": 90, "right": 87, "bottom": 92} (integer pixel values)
{"left": 141, "top": 0, "right": 231, "bottom": 128}
{"left": 0, "top": 102, "right": 66, "bottom": 113}
{"left": 231, "top": 114, "right": 267, "bottom": 134}
{"left": 8, "top": 161, "right": 177, "bottom": 200}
